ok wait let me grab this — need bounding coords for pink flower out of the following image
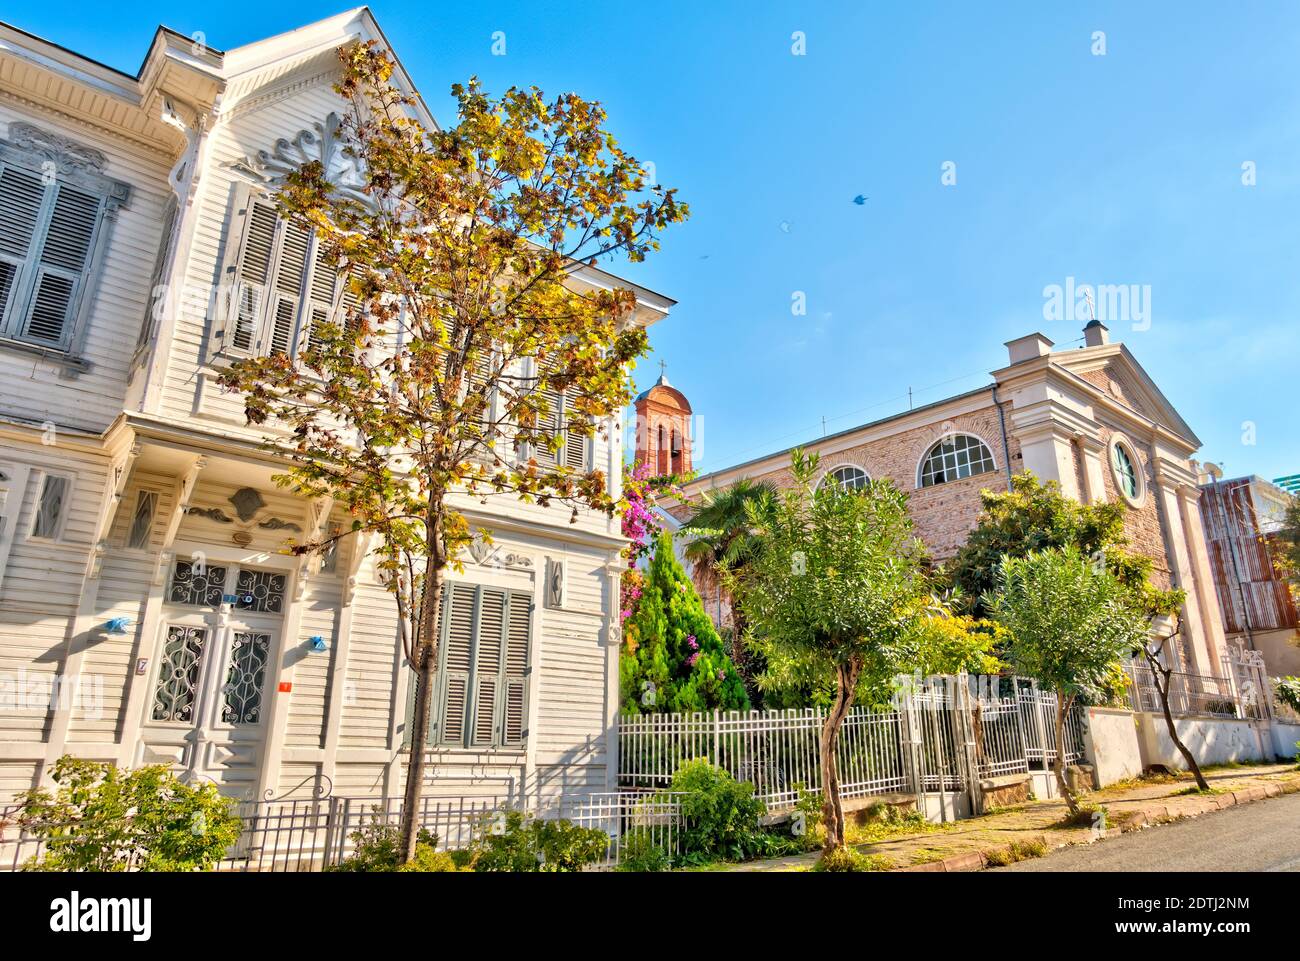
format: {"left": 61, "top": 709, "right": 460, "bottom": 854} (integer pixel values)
{"left": 687, "top": 635, "right": 698, "bottom": 650}
{"left": 687, "top": 652, "right": 700, "bottom": 668}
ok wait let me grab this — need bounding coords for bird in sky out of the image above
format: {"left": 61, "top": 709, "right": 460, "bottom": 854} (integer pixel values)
{"left": 852, "top": 194, "right": 869, "bottom": 205}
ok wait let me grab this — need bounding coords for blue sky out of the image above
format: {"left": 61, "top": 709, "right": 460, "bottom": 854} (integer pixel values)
{"left": 12, "top": 2, "right": 1300, "bottom": 480}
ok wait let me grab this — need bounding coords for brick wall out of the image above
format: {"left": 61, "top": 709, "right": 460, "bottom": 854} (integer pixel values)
{"left": 673, "top": 401, "right": 1022, "bottom": 562}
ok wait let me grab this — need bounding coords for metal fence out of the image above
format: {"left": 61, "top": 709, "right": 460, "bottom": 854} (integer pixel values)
{"left": 0, "top": 789, "right": 683, "bottom": 873}
{"left": 618, "top": 677, "right": 1086, "bottom": 811}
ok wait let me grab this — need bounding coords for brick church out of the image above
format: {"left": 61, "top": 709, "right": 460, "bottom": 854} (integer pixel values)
{"left": 636, "top": 321, "right": 1230, "bottom": 682}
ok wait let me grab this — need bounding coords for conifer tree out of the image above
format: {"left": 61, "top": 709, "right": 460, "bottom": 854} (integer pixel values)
{"left": 620, "top": 532, "right": 749, "bottom": 713}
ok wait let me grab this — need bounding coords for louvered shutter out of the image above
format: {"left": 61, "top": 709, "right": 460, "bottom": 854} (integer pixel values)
{"left": 437, "top": 583, "right": 475, "bottom": 746}
{"left": 471, "top": 589, "right": 506, "bottom": 746}
{"left": 531, "top": 362, "right": 563, "bottom": 467}
{"left": 232, "top": 199, "right": 277, "bottom": 353}
{"left": 562, "top": 392, "right": 588, "bottom": 470}
{"left": 267, "top": 221, "right": 309, "bottom": 355}
{"left": 465, "top": 351, "right": 494, "bottom": 457}
{"left": 503, "top": 592, "right": 530, "bottom": 746}
{"left": 0, "top": 165, "right": 44, "bottom": 331}
{"left": 301, "top": 239, "right": 341, "bottom": 356}
{"left": 21, "top": 184, "right": 101, "bottom": 348}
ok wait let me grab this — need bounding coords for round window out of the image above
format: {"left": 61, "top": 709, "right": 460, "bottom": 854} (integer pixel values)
{"left": 1110, "top": 440, "right": 1142, "bottom": 504}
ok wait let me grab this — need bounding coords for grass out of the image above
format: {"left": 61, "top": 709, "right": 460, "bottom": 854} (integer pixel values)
{"left": 1054, "top": 802, "right": 1108, "bottom": 829}
{"left": 814, "top": 848, "right": 897, "bottom": 872}
{"left": 1174, "top": 785, "right": 1225, "bottom": 797}
{"left": 982, "top": 838, "right": 1048, "bottom": 867}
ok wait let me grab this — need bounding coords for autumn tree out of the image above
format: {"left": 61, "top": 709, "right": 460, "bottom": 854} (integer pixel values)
{"left": 218, "top": 42, "right": 686, "bottom": 859}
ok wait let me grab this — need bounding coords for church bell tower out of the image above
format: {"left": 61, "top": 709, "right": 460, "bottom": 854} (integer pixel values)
{"left": 633, "top": 365, "right": 693, "bottom": 477}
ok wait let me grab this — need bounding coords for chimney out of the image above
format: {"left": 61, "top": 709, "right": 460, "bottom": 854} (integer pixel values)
{"left": 1005, "top": 332, "right": 1054, "bottom": 365}
{"left": 1083, "top": 319, "right": 1110, "bottom": 347}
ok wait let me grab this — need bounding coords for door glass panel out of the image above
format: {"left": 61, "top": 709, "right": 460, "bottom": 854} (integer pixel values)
{"left": 222, "top": 631, "right": 269, "bottom": 724}
{"left": 233, "top": 568, "right": 287, "bottom": 614}
{"left": 152, "top": 625, "right": 207, "bottom": 722}
{"left": 168, "top": 560, "right": 228, "bottom": 606}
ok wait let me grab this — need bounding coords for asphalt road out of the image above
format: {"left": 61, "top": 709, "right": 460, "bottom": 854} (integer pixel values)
{"left": 997, "top": 791, "right": 1300, "bottom": 872}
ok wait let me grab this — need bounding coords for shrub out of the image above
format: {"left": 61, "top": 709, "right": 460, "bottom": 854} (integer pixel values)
{"left": 15, "top": 756, "right": 242, "bottom": 872}
{"left": 1275, "top": 676, "right": 1300, "bottom": 714}
{"left": 669, "top": 758, "right": 769, "bottom": 862}
{"left": 328, "top": 815, "right": 463, "bottom": 872}
{"left": 813, "top": 847, "right": 895, "bottom": 872}
{"left": 616, "top": 829, "right": 673, "bottom": 872}
{"left": 469, "top": 809, "right": 609, "bottom": 872}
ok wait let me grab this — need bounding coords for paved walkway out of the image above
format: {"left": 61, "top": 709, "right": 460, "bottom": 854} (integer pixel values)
{"left": 725, "top": 763, "right": 1300, "bottom": 872}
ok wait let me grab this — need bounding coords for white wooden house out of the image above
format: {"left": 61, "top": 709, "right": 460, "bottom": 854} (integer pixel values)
{"left": 0, "top": 9, "right": 673, "bottom": 805}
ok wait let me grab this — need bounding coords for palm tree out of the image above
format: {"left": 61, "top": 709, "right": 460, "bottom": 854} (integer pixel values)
{"left": 680, "top": 478, "right": 776, "bottom": 688}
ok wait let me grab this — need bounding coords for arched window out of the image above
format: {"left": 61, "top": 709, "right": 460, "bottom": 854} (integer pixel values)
{"left": 818, "top": 465, "right": 870, "bottom": 493}
{"left": 918, "top": 434, "right": 996, "bottom": 488}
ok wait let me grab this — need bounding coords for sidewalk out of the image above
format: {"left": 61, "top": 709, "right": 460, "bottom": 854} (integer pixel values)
{"left": 724, "top": 763, "right": 1300, "bottom": 872}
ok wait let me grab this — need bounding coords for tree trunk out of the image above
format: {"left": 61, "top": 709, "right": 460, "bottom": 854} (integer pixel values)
{"left": 1148, "top": 652, "right": 1210, "bottom": 791}
{"left": 819, "top": 656, "right": 861, "bottom": 854}
{"left": 1053, "top": 696, "right": 1080, "bottom": 817}
{"left": 398, "top": 512, "right": 445, "bottom": 861}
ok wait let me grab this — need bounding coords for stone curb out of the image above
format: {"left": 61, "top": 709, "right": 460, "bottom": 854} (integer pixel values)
{"left": 892, "top": 775, "right": 1299, "bottom": 873}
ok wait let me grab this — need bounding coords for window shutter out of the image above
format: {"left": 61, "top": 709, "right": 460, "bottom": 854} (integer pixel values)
{"left": 0, "top": 165, "right": 44, "bottom": 329}
{"left": 532, "top": 373, "right": 563, "bottom": 468}
{"left": 438, "top": 583, "right": 475, "bottom": 746}
{"left": 232, "top": 198, "right": 277, "bottom": 353}
{"left": 562, "top": 392, "right": 588, "bottom": 470}
{"left": 503, "top": 592, "right": 530, "bottom": 746}
{"left": 472, "top": 589, "right": 505, "bottom": 746}
{"left": 267, "top": 221, "right": 309, "bottom": 355}
{"left": 21, "top": 184, "right": 101, "bottom": 347}
{"left": 301, "top": 240, "right": 341, "bottom": 356}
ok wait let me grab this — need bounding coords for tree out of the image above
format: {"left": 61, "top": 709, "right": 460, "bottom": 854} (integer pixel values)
{"left": 619, "top": 531, "right": 748, "bottom": 713}
{"left": 989, "top": 547, "right": 1150, "bottom": 817}
{"left": 946, "top": 472, "right": 1132, "bottom": 619}
{"left": 680, "top": 477, "right": 776, "bottom": 686}
{"left": 218, "top": 42, "right": 687, "bottom": 860}
{"left": 729, "top": 451, "right": 930, "bottom": 854}
{"left": 1139, "top": 617, "right": 1210, "bottom": 791}
{"left": 1276, "top": 495, "right": 1300, "bottom": 595}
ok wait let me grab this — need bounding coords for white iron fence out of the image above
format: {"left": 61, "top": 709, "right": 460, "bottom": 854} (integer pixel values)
{"left": 1123, "top": 649, "right": 1285, "bottom": 722}
{"left": 618, "top": 677, "right": 1086, "bottom": 812}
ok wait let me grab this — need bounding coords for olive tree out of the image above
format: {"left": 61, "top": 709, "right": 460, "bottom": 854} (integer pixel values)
{"left": 728, "top": 451, "right": 930, "bottom": 854}
{"left": 989, "top": 547, "right": 1149, "bottom": 816}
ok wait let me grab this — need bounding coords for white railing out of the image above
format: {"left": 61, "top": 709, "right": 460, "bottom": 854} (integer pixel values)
{"left": 1126, "top": 663, "right": 1241, "bottom": 719}
{"left": 619, "top": 677, "right": 1085, "bottom": 810}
